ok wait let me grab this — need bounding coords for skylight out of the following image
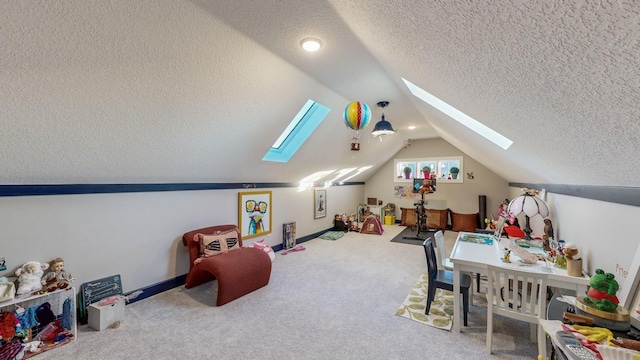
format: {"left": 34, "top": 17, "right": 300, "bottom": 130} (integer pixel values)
{"left": 263, "top": 99, "right": 330, "bottom": 163}
{"left": 402, "top": 78, "right": 513, "bottom": 150}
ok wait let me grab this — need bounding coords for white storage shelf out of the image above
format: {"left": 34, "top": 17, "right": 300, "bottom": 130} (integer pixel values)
{"left": 0, "top": 287, "right": 76, "bottom": 358}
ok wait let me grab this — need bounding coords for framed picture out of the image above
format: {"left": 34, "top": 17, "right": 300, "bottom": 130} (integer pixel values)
{"left": 283, "top": 222, "right": 296, "bottom": 250}
{"left": 314, "top": 188, "right": 326, "bottom": 219}
{"left": 238, "top": 191, "right": 272, "bottom": 240}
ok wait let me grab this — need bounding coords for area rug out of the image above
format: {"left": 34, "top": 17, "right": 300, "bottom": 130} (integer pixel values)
{"left": 389, "top": 227, "right": 435, "bottom": 245}
{"left": 319, "top": 231, "right": 345, "bottom": 240}
{"left": 395, "top": 272, "right": 454, "bottom": 331}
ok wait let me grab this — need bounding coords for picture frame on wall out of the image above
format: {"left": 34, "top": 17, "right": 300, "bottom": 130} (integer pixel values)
{"left": 314, "top": 188, "right": 326, "bottom": 219}
{"left": 238, "top": 191, "right": 272, "bottom": 240}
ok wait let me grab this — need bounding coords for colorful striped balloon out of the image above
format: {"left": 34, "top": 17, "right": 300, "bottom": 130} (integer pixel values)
{"left": 343, "top": 101, "right": 371, "bottom": 131}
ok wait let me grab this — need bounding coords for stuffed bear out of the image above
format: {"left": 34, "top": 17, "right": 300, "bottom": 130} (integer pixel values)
{"left": 564, "top": 243, "right": 581, "bottom": 260}
{"left": 15, "top": 261, "right": 50, "bottom": 295}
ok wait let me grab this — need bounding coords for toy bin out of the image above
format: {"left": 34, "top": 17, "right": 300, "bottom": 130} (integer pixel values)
{"left": 88, "top": 295, "right": 125, "bottom": 331}
{"left": 384, "top": 215, "right": 396, "bottom": 225}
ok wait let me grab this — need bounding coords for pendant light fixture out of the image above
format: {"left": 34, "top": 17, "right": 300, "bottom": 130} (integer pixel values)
{"left": 371, "top": 101, "right": 396, "bottom": 139}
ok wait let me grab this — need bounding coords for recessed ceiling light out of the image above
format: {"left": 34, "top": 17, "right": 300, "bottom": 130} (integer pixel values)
{"left": 408, "top": 125, "right": 416, "bottom": 130}
{"left": 300, "top": 38, "right": 322, "bottom": 52}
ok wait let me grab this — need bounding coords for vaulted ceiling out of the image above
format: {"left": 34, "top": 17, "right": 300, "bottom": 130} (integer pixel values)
{"left": 2, "top": 1, "right": 638, "bottom": 186}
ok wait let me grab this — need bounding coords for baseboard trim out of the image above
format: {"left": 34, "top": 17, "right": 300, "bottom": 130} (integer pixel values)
{"left": 125, "top": 274, "right": 187, "bottom": 304}
{"left": 270, "top": 228, "right": 329, "bottom": 252}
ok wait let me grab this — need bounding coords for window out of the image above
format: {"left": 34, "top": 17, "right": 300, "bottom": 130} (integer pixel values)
{"left": 263, "top": 99, "right": 330, "bottom": 163}
{"left": 394, "top": 157, "right": 463, "bottom": 183}
{"left": 402, "top": 78, "right": 513, "bottom": 150}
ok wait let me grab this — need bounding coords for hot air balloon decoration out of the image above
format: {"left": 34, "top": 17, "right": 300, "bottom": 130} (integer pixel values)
{"left": 343, "top": 101, "right": 371, "bottom": 151}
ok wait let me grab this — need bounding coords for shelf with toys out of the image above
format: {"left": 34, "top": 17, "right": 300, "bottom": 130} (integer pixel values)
{"left": 0, "top": 257, "right": 77, "bottom": 359}
{"left": 0, "top": 287, "right": 76, "bottom": 359}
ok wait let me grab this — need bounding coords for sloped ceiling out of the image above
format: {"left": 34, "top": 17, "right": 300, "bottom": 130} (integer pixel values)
{"left": 1, "top": 1, "right": 638, "bottom": 186}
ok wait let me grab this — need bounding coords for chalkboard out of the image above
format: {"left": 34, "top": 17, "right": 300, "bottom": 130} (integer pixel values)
{"left": 78, "top": 274, "right": 123, "bottom": 324}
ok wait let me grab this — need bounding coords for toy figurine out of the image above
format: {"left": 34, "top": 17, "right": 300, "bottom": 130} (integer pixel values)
{"left": 497, "top": 199, "right": 509, "bottom": 218}
{"left": 41, "top": 257, "right": 75, "bottom": 292}
{"left": 542, "top": 218, "right": 554, "bottom": 251}
{"left": 501, "top": 249, "right": 511, "bottom": 263}
{"left": 544, "top": 218, "right": 554, "bottom": 239}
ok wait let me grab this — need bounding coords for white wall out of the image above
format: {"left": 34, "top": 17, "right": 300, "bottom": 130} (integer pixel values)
{"left": 366, "top": 138, "right": 509, "bottom": 218}
{"left": 508, "top": 186, "right": 640, "bottom": 305}
{"left": 0, "top": 185, "right": 363, "bottom": 292}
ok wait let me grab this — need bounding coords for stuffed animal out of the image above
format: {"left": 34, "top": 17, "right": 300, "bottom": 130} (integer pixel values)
{"left": 584, "top": 269, "right": 619, "bottom": 312}
{"left": 564, "top": 243, "right": 581, "bottom": 260}
{"left": 15, "top": 261, "right": 50, "bottom": 295}
{"left": 251, "top": 240, "right": 275, "bottom": 262}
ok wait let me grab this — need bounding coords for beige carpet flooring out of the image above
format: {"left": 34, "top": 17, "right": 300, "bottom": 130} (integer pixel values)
{"left": 35, "top": 225, "right": 540, "bottom": 359}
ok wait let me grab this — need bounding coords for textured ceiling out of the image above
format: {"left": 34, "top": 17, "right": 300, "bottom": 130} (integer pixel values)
{"left": 0, "top": 1, "right": 638, "bottom": 186}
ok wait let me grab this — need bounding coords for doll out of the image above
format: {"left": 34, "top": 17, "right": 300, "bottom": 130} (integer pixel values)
{"left": 41, "top": 257, "right": 75, "bottom": 292}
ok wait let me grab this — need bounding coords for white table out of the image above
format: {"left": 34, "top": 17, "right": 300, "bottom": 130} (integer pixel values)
{"left": 450, "top": 232, "right": 590, "bottom": 333}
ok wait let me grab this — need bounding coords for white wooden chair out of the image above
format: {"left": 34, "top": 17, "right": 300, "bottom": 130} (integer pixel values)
{"left": 435, "top": 230, "right": 482, "bottom": 293}
{"left": 434, "top": 230, "right": 453, "bottom": 270}
{"left": 486, "top": 265, "right": 548, "bottom": 358}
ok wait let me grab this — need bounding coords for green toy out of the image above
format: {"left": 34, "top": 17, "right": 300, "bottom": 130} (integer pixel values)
{"left": 583, "top": 269, "right": 620, "bottom": 312}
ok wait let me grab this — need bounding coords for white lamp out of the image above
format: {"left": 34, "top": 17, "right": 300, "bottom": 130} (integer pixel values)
{"left": 507, "top": 190, "right": 549, "bottom": 240}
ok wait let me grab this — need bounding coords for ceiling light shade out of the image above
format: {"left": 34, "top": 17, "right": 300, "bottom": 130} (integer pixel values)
{"left": 371, "top": 115, "right": 395, "bottom": 136}
{"left": 300, "top": 38, "right": 322, "bottom": 52}
{"left": 371, "top": 101, "right": 396, "bottom": 138}
{"left": 507, "top": 190, "right": 549, "bottom": 240}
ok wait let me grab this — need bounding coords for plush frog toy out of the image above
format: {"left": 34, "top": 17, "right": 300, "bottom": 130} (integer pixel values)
{"left": 584, "top": 269, "right": 619, "bottom": 312}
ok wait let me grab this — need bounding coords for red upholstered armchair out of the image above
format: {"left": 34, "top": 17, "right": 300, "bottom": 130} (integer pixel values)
{"left": 182, "top": 224, "right": 272, "bottom": 306}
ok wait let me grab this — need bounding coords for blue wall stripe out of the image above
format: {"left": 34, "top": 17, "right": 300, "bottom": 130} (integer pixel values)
{"left": 509, "top": 183, "right": 640, "bottom": 208}
{"left": 0, "top": 182, "right": 364, "bottom": 197}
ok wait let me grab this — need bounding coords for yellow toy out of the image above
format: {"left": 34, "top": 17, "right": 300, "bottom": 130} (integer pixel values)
{"left": 572, "top": 324, "right": 615, "bottom": 346}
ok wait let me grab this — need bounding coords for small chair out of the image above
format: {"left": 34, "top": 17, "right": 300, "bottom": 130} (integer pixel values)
{"left": 423, "top": 238, "right": 471, "bottom": 326}
{"left": 434, "top": 230, "right": 453, "bottom": 270}
{"left": 485, "top": 265, "right": 548, "bottom": 357}
{"left": 435, "top": 230, "right": 482, "bottom": 293}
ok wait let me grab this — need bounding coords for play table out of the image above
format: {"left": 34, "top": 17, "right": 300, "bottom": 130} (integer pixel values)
{"left": 449, "top": 232, "right": 590, "bottom": 333}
